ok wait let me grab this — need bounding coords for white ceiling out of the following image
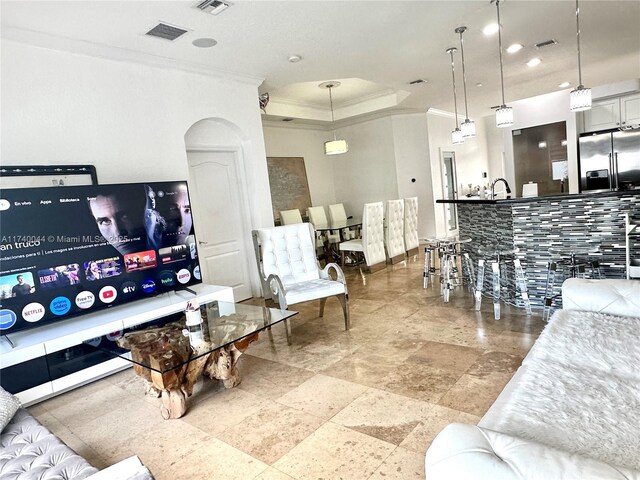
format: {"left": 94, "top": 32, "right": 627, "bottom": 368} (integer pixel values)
{"left": 2, "top": 0, "right": 639, "bottom": 125}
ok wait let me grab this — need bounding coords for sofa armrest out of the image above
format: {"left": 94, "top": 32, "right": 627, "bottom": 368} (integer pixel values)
{"left": 86, "top": 456, "right": 154, "bottom": 480}
{"left": 562, "top": 278, "right": 640, "bottom": 318}
{"left": 425, "top": 423, "right": 640, "bottom": 480}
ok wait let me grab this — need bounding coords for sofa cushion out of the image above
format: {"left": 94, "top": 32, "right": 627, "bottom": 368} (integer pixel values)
{"left": 0, "top": 409, "right": 98, "bottom": 480}
{"left": 562, "top": 278, "right": 640, "bottom": 317}
{"left": 425, "top": 423, "right": 640, "bottom": 480}
{"left": 0, "top": 388, "right": 20, "bottom": 433}
{"left": 525, "top": 309, "right": 640, "bottom": 380}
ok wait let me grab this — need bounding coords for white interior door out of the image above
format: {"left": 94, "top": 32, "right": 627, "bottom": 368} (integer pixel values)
{"left": 441, "top": 151, "right": 458, "bottom": 233}
{"left": 187, "top": 150, "right": 252, "bottom": 301}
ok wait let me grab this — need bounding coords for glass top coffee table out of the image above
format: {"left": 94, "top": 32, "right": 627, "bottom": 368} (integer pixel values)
{"left": 87, "top": 300, "right": 297, "bottom": 419}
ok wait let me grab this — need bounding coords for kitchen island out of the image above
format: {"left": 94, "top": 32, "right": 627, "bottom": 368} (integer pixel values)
{"left": 437, "top": 190, "right": 640, "bottom": 309}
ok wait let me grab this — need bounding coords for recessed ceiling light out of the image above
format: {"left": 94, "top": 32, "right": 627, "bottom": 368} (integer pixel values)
{"left": 288, "top": 55, "right": 302, "bottom": 63}
{"left": 507, "top": 43, "right": 523, "bottom": 54}
{"left": 483, "top": 23, "right": 499, "bottom": 36}
{"left": 558, "top": 81, "right": 571, "bottom": 88}
{"left": 192, "top": 38, "right": 217, "bottom": 48}
{"left": 476, "top": 82, "right": 483, "bottom": 87}
{"left": 526, "top": 58, "right": 542, "bottom": 67}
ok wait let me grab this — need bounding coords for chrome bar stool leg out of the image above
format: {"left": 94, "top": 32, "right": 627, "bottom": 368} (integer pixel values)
{"left": 423, "top": 246, "right": 430, "bottom": 288}
{"left": 463, "top": 252, "right": 476, "bottom": 294}
{"left": 442, "top": 253, "right": 451, "bottom": 303}
{"left": 475, "top": 259, "right": 485, "bottom": 311}
{"left": 543, "top": 262, "right": 557, "bottom": 322}
{"left": 491, "top": 261, "right": 501, "bottom": 320}
{"left": 514, "top": 258, "right": 532, "bottom": 315}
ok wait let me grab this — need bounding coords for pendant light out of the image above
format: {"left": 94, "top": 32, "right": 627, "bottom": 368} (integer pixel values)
{"left": 569, "top": 0, "right": 592, "bottom": 111}
{"left": 455, "top": 26, "right": 476, "bottom": 138}
{"left": 319, "top": 81, "right": 349, "bottom": 155}
{"left": 446, "top": 47, "right": 464, "bottom": 145}
{"left": 493, "top": 0, "right": 513, "bottom": 128}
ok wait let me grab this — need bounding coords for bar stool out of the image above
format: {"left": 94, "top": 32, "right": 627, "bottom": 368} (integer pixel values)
{"left": 440, "top": 238, "right": 475, "bottom": 302}
{"left": 423, "top": 237, "right": 457, "bottom": 288}
{"left": 543, "top": 245, "right": 602, "bottom": 321}
{"left": 474, "top": 247, "right": 531, "bottom": 320}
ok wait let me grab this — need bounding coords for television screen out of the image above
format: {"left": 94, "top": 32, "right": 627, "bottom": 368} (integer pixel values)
{"left": 0, "top": 181, "right": 201, "bottom": 334}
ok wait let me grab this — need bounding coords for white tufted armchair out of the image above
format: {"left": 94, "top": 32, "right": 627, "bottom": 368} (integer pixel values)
{"left": 339, "top": 202, "right": 386, "bottom": 273}
{"left": 385, "top": 199, "right": 406, "bottom": 264}
{"left": 252, "top": 223, "right": 349, "bottom": 344}
{"left": 403, "top": 197, "right": 419, "bottom": 257}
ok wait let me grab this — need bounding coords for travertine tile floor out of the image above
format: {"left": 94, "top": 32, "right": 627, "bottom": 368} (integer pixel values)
{"left": 28, "top": 254, "right": 546, "bottom": 479}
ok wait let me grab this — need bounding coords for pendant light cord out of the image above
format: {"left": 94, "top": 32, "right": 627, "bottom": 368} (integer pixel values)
{"left": 496, "top": 0, "right": 506, "bottom": 106}
{"left": 575, "top": 0, "right": 583, "bottom": 87}
{"left": 458, "top": 30, "right": 470, "bottom": 120}
{"left": 448, "top": 49, "right": 460, "bottom": 128}
{"left": 328, "top": 85, "right": 337, "bottom": 141}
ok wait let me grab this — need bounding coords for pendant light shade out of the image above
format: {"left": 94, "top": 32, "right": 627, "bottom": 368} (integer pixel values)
{"left": 455, "top": 26, "right": 476, "bottom": 138}
{"left": 446, "top": 47, "right": 464, "bottom": 145}
{"left": 324, "top": 139, "right": 349, "bottom": 155}
{"left": 319, "top": 81, "right": 349, "bottom": 156}
{"left": 452, "top": 128, "right": 465, "bottom": 145}
{"left": 570, "top": 0, "right": 591, "bottom": 112}
{"left": 494, "top": 0, "right": 513, "bottom": 128}
{"left": 496, "top": 105, "right": 514, "bottom": 128}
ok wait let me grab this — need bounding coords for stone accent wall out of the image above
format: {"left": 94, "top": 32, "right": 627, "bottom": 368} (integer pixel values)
{"left": 457, "top": 193, "right": 640, "bottom": 310}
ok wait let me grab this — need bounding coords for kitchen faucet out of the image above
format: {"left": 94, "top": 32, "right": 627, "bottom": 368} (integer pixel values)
{"left": 491, "top": 178, "right": 512, "bottom": 199}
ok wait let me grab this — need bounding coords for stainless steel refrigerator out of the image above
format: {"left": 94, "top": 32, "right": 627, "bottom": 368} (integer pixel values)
{"left": 579, "top": 129, "right": 640, "bottom": 192}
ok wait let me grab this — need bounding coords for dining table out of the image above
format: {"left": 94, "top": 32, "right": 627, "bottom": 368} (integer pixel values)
{"left": 314, "top": 216, "right": 363, "bottom": 264}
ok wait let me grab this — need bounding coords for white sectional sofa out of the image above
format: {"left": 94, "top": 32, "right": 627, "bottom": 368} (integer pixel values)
{"left": 425, "top": 278, "right": 640, "bottom": 480}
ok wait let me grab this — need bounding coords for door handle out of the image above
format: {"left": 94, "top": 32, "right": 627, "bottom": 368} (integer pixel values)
{"left": 608, "top": 153, "right": 614, "bottom": 190}
{"left": 613, "top": 152, "right": 619, "bottom": 190}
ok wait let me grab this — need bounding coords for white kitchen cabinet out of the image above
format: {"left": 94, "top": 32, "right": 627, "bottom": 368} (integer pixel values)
{"left": 583, "top": 93, "right": 640, "bottom": 132}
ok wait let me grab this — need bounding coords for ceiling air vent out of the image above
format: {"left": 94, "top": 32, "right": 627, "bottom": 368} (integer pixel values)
{"left": 409, "top": 79, "right": 428, "bottom": 85}
{"left": 282, "top": 118, "right": 294, "bottom": 122}
{"left": 535, "top": 39, "right": 558, "bottom": 49}
{"left": 195, "top": 0, "right": 232, "bottom": 15}
{"left": 145, "top": 23, "right": 189, "bottom": 41}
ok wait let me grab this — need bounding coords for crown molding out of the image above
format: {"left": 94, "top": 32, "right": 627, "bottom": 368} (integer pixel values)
{"left": 2, "top": 26, "right": 264, "bottom": 87}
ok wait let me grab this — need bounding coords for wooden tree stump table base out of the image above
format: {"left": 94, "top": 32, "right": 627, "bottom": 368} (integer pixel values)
{"left": 117, "top": 322, "right": 259, "bottom": 419}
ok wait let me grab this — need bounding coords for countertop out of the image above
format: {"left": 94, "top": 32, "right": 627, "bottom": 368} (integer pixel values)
{"left": 436, "top": 189, "right": 640, "bottom": 205}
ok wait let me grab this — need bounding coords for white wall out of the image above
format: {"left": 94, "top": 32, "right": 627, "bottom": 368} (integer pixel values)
{"left": 502, "top": 89, "right": 579, "bottom": 194}
{"left": 331, "top": 117, "right": 399, "bottom": 217}
{"left": 391, "top": 114, "right": 433, "bottom": 239}
{"left": 1, "top": 40, "right": 273, "bottom": 229}
{"left": 261, "top": 123, "right": 336, "bottom": 208}
{"left": 426, "top": 110, "right": 493, "bottom": 238}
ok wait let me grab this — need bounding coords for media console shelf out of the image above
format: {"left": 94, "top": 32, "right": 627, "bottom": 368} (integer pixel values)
{"left": 0, "top": 283, "right": 234, "bottom": 406}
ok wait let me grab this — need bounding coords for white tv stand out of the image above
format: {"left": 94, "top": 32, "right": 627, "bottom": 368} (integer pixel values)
{"left": 0, "top": 284, "right": 234, "bottom": 406}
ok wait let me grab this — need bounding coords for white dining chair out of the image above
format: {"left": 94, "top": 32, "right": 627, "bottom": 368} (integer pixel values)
{"left": 280, "top": 209, "right": 303, "bottom": 225}
{"left": 339, "top": 202, "right": 386, "bottom": 273}
{"left": 327, "top": 203, "right": 357, "bottom": 240}
{"left": 307, "top": 206, "right": 340, "bottom": 247}
{"left": 385, "top": 199, "right": 406, "bottom": 264}
{"left": 252, "top": 223, "right": 350, "bottom": 344}
{"left": 403, "top": 197, "right": 419, "bottom": 257}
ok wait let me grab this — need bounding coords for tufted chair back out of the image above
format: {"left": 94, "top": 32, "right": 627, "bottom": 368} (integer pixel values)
{"left": 403, "top": 197, "right": 419, "bottom": 253}
{"left": 280, "top": 209, "right": 303, "bottom": 225}
{"left": 252, "top": 223, "right": 320, "bottom": 294}
{"left": 362, "top": 202, "right": 385, "bottom": 266}
{"left": 385, "top": 199, "right": 406, "bottom": 261}
{"left": 307, "top": 206, "right": 329, "bottom": 229}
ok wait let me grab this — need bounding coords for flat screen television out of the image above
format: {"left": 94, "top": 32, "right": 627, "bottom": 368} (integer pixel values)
{"left": 0, "top": 181, "right": 201, "bottom": 334}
